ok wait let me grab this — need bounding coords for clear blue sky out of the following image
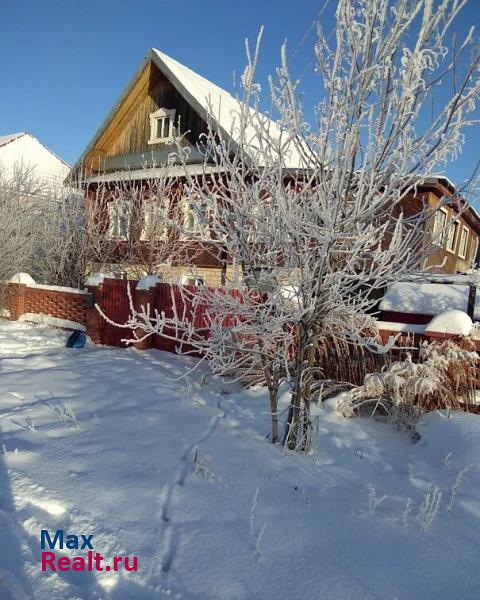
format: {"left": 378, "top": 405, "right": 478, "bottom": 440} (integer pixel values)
{"left": 0, "top": 0, "right": 478, "bottom": 186}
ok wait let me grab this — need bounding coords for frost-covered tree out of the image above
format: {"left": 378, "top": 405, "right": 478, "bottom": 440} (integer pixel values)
{"left": 104, "top": 0, "right": 480, "bottom": 449}
{"left": 0, "top": 163, "right": 46, "bottom": 301}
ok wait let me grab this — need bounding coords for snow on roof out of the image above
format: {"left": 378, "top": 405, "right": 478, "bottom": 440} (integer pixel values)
{"left": 0, "top": 132, "right": 26, "bottom": 148}
{"left": 74, "top": 50, "right": 307, "bottom": 173}
{"left": 151, "top": 49, "right": 306, "bottom": 170}
{"left": 380, "top": 282, "right": 470, "bottom": 316}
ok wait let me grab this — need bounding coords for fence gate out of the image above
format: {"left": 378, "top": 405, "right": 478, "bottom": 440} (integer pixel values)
{"left": 99, "top": 279, "right": 137, "bottom": 347}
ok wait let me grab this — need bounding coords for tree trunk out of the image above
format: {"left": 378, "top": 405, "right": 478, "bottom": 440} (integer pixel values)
{"left": 301, "top": 325, "right": 320, "bottom": 452}
{"left": 282, "top": 323, "right": 320, "bottom": 451}
{"left": 283, "top": 324, "right": 309, "bottom": 449}
{"left": 270, "top": 383, "right": 279, "bottom": 444}
{"left": 261, "top": 352, "right": 280, "bottom": 444}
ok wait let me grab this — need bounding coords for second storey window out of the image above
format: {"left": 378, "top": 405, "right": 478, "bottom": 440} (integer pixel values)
{"left": 108, "top": 199, "right": 130, "bottom": 240}
{"left": 458, "top": 226, "right": 469, "bottom": 259}
{"left": 148, "top": 108, "right": 175, "bottom": 144}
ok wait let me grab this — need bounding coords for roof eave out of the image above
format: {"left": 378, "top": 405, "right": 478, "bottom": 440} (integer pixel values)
{"left": 69, "top": 53, "right": 153, "bottom": 180}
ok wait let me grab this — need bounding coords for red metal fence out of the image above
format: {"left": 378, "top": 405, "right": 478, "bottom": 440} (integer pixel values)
{"left": 99, "top": 279, "right": 138, "bottom": 347}
{"left": 152, "top": 283, "right": 205, "bottom": 354}
{"left": 97, "top": 280, "right": 247, "bottom": 353}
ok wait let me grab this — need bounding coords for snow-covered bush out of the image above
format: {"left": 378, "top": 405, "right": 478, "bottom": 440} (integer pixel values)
{"left": 338, "top": 339, "right": 478, "bottom": 418}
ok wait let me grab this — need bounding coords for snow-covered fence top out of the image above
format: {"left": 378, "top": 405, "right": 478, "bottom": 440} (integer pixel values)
{"left": 380, "top": 282, "right": 479, "bottom": 321}
{"left": 5, "top": 275, "right": 90, "bottom": 328}
{"left": 32, "top": 284, "right": 88, "bottom": 295}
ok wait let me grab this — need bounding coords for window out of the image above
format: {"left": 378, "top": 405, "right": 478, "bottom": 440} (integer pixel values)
{"left": 458, "top": 226, "right": 469, "bottom": 259}
{"left": 108, "top": 199, "right": 130, "bottom": 239}
{"left": 433, "top": 208, "right": 447, "bottom": 246}
{"left": 470, "top": 237, "right": 479, "bottom": 265}
{"left": 446, "top": 221, "right": 458, "bottom": 252}
{"left": 181, "top": 274, "right": 206, "bottom": 287}
{"left": 141, "top": 198, "right": 167, "bottom": 241}
{"left": 182, "top": 199, "right": 210, "bottom": 239}
{"left": 148, "top": 108, "right": 175, "bottom": 144}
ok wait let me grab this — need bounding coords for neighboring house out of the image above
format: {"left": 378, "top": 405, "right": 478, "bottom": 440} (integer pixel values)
{"left": 73, "top": 48, "right": 480, "bottom": 284}
{"left": 399, "top": 176, "right": 480, "bottom": 274}
{"left": 0, "top": 132, "right": 70, "bottom": 189}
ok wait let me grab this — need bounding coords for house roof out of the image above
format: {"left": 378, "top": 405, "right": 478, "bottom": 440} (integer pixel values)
{"left": 0, "top": 131, "right": 70, "bottom": 168}
{"left": 150, "top": 49, "right": 305, "bottom": 169}
{"left": 0, "top": 132, "right": 26, "bottom": 148}
{"left": 418, "top": 175, "right": 480, "bottom": 235}
{"left": 73, "top": 48, "right": 306, "bottom": 176}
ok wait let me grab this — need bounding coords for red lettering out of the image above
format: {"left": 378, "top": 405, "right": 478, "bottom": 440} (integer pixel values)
{"left": 94, "top": 552, "right": 104, "bottom": 571}
{"left": 72, "top": 557, "right": 85, "bottom": 571}
{"left": 113, "top": 556, "right": 123, "bottom": 571}
{"left": 124, "top": 556, "right": 138, "bottom": 572}
{"left": 57, "top": 557, "right": 71, "bottom": 571}
{"left": 41, "top": 552, "right": 56, "bottom": 571}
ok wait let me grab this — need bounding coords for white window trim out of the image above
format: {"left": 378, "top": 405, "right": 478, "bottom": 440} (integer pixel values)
{"left": 445, "top": 220, "right": 458, "bottom": 253}
{"left": 181, "top": 274, "right": 206, "bottom": 287}
{"left": 181, "top": 198, "right": 211, "bottom": 241}
{"left": 148, "top": 108, "right": 175, "bottom": 145}
{"left": 107, "top": 199, "right": 130, "bottom": 240}
{"left": 471, "top": 237, "right": 479, "bottom": 265}
{"left": 140, "top": 198, "right": 168, "bottom": 242}
{"left": 433, "top": 207, "right": 448, "bottom": 247}
{"left": 458, "top": 225, "right": 469, "bottom": 259}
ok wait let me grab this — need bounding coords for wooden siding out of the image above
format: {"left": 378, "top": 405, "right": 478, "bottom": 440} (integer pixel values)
{"left": 399, "top": 188, "right": 480, "bottom": 274}
{"left": 83, "top": 61, "right": 209, "bottom": 175}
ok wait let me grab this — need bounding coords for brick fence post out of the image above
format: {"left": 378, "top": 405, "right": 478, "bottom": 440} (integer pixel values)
{"left": 85, "top": 283, "right": 103, "bottom": 344}
{"left": 7, "top": 283, "right": 27, "bottom": 321}
{"left": 133, "top": 287, "right": 155, "bottom": 350}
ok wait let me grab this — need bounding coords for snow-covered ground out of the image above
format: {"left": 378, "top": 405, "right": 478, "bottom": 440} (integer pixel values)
{"left": 1, "top": 321, "right": 479, "bottom": 600}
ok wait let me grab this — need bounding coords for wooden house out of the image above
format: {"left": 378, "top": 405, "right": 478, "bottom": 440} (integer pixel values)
{"left": 73, "top": 49, "right": 480, "bottom": 284}
{"left": 400, "top": 176, "right": 480, "bottom": 274}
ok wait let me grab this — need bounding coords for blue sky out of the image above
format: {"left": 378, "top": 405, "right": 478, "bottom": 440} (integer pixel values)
{"left": 0, "top": 0, "right": 478, "bottom": 186}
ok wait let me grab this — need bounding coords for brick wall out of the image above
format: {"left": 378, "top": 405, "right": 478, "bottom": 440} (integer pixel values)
{"left": 5, "top": 283, "right": 90, "bottom": 328}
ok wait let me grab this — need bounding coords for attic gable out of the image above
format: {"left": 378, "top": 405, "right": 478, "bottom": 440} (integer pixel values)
{"left": 77, "top": 59, "right": 210, "bottom": 177}
{"left": 76, "top": 49, "right": 306, "bottom": 179}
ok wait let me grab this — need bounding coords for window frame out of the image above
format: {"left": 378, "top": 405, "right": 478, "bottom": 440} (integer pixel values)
{"left": 140, "top": 197, "right": 168, "bottom": 242}
{"left": 181, "top": 198, "right": 211, "bottom": 240}
{"left": 107, "top": 198, "right": 131, "bottom": 240}
{"left": 148, "top": 108, "right": 176, "bottom": 145}
{"left": 181, "top": 274, "right": 206, "bottom": 287}
{"left": 458, "top": 225, "right": 469, "bottom": 259}
{"left": 470, "top": 236, "right": 479, "bottom": 265}
{"left": 445, "top": 220, "right": 459, "bottom": 253}
{"left": 432, "top": 207, "right": 448, "bottom": 247}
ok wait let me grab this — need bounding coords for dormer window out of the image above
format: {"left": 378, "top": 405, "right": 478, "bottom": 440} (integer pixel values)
{"left": 148, "top": 108, "right": 175, "bottom": 144}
